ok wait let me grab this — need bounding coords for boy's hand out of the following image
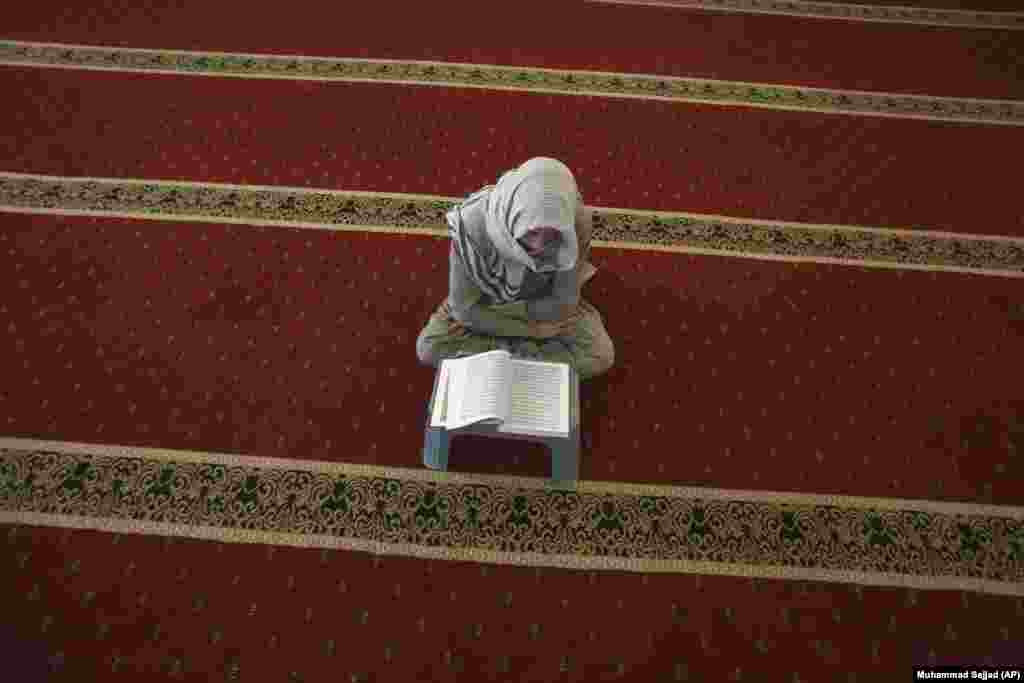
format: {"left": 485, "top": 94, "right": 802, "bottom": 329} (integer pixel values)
{"left": 528, "top": 320, "right": 562, "bottom": 339}
{"left": 528, "top": 307, "right": 583, "bottom": 339}
{"left": 448, "top": 318, "right": 470, "bottom": 338}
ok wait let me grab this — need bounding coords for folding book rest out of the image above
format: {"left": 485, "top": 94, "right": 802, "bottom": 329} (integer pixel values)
{"left": 422, "top": 354, "right": 580, "bottom": 486}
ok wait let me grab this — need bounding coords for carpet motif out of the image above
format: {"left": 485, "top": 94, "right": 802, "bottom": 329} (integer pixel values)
{"left": 2, "top": 174, "right": 1021, "bottom": 276}
{"left": 2, "top": 447, "right": 1022, "bottom": 596}
{"left": 2, "top": 42, "right": 1021, "bottom": 126}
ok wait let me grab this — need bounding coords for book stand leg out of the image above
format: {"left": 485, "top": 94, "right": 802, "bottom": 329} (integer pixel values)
{"left": 549, "top": 438, "right": 580, "bottom": 482}
{"left": 422, "top": 426, "right": 579, "bottom": 485}
{"left": 422, "top": 427, "right": 450, "bottom": 472}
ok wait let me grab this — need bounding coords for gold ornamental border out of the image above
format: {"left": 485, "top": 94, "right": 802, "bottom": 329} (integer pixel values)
{"left": 1, "top": 438, "right": 1022, "bottom": 597}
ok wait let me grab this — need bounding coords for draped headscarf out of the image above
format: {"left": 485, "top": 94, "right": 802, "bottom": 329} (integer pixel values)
{"left": 446, "top": 157, "right": 580, "bottom": 306}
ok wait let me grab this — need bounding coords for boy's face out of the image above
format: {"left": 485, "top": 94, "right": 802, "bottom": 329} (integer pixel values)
{"left": 518, "top": 226, "right": 562, "bottom": 257}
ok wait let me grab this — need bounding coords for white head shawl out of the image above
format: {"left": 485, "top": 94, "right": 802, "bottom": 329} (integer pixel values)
{"left": 447, "top": 157, "right": 580, "bottom": 305}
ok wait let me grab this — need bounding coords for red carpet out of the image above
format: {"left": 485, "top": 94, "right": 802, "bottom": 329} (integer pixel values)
{"left": 0, "top": 210, "right": 1021, "bottom": 504}
{"left": 2, "top": 1, "right": 1023, "bottom": 680}
{"left": 4, "top": 66, "right": 1022, "bottom": 235}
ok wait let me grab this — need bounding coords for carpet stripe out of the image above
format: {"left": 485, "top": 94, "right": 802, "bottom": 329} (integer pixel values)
{"left": 2, "top": 173, "right": 1021, "bottom": 278}
{"left": 2, "top": 41, "right": 1021, "bottom": 127}
{"left": 2, "top": 438, "right": 1021, "bottom": 597}
{"left": 3, "top": 437, "right": 1020, "bottom": 517}
{"left": 583, "top": 0, "right": 1024, "bottom": 30}
{"left": 2, "top": 206, "right": 1019, "bottom": 280}
{"left": 3, "top": 511, "right": 1020, "bottom": 597}
{"left": 0, "top": 207, "right": 446, "bottom": 238}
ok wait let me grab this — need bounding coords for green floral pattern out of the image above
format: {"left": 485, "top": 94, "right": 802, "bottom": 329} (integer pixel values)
{"left": 1, "top": 448, "right": 1022, "bottom": 591}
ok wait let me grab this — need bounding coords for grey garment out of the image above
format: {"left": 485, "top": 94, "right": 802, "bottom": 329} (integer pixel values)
{"left": 447, "top": 157, "right": 582, "bottom": 307}
{"left": 447, "top": 243, "right": 579, "bottom": 336}
{"left": 448, "top": 200, "right": 595, "bottom": 336}
{"left": 416, "top": 298, "right": 614, "bottom": 381}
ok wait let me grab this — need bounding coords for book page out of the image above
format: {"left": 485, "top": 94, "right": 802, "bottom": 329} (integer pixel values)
{"left": 446, "top": 350, "right": 511, "bottom": 430}
{"left": 429, "top": 361, "right": 451, "bottom": 427}
{"left": 499, "top": 359, "right": 569, "bottom": 437}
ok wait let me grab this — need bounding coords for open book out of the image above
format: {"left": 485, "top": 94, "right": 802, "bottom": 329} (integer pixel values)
{"left": 429, "top": 350, "right": 571, "bottom": 438}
